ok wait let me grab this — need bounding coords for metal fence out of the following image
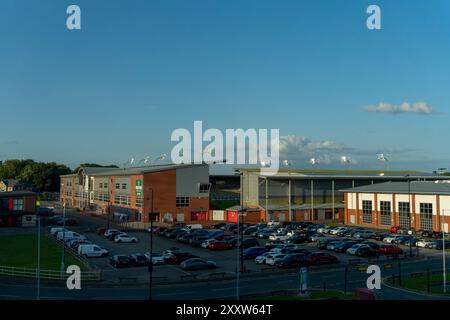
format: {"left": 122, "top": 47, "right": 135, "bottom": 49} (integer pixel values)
{"left": 0, "top": 265, "right": 101, "bottom": 281}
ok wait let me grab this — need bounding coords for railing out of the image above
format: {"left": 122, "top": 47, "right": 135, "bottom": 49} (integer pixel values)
{"left": 0, "top": 265, "right": 101, "bottom": 281}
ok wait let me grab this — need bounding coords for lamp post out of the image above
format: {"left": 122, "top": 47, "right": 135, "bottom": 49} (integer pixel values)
{"left": 60, "top": 202, "right": 66, "bottom": 277}
{"left": 148, "top": 188, "right": 156, "bottom": 301}
{"left": 406, "top": 174, "right": 413, "bottom": 257}
{"left": 441, "top": 209, "right": 449, "bottom": 294}
{"left": 37, "top": 215, "right": 41, "bottom": 300}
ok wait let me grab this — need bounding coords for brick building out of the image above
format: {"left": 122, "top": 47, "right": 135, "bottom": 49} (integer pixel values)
{"left": 237, "top": 168, "right": 446, "bottom": 224}
{"left": 60, "top": 164, "right": 210, "bottom": 223}
{"left": 343, "top": 181, "right": 450, "bottom": 232}
{"left": 0, "top": 191, "right": 37, "bottom": 227}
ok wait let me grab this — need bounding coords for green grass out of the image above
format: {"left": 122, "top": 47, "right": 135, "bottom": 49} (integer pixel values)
{"left": 394, "top": 273, "right": 450, "bottom": 295}
{"left": 255, "top": 290, "right": 354, "bottom": 300}
{"left": 0, "top": 234, "right": 87, "bottom": 271}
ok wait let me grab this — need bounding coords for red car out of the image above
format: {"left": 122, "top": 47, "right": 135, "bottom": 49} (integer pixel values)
{"left": 208, "top": 241, "right": 231, "bottom": 250}
{"left": 378, "top": 244, "right": 403, "bottom": 255}
{"left": 307, "top": 252, "right": 338, "bottom": 265}
{"left": 166, "top": 252, "right": 200, "bottom": 264}
{"left": 390, "top": 226, "right": 400, "bottom": 233}
{"left": 97, "top": 227, "right": 108, "bottom": 235}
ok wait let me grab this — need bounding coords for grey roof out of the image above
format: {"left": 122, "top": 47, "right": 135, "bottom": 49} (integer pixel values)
{"left": 264, "top": 203, "right": 344, "bottom": 211}
{"left": 0, "top": 191, "right": 36, "bottom": 197}
{"left": 1, "top": 179, "right": 19, "bottom": 186}
{"left": 62, "top": 163, "right": 208, "bottom": 177}
{"left": 340, "top": 181, "right": 450, "bottom": 195}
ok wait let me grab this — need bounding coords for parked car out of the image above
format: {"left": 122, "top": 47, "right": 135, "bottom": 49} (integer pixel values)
{"left": 50, "top": 227, "right": 69, "bottom": 237}
{"left": 355, "top": 246, "right": 379, "bottom": 257}
{"left": 96, "top": 227, "right": 108, "bottom": 236}
{"left": 269, "top": 232, "right": 291, "bottom": 241}
{"left": 78, "top": 244, "right": 108, "bottom": 258}
{"left": 280, "top": 248, "right": 310, "bottom": 256}
{"left": 309, "top": 234, "right": 328, "bottom": 242}
{"left": 48, "top": 215, "right": 64, "bottom": 224}
{"left": 307, "top": 252, "right": 339, "bottom": 265}
{"left": 69, "top": 239, "right": 91, "bottom": 251}
{"left": 129, "top": 253, "right": 149, "bottom": 267}
{"left": 346, "top": 243, "right": 371, "bottom": 255}
{"left": 329, "top": 227, "right": 348, "bottom": 235}
{"left": 255, "top": 252, "right": 272, "bottom": 264}
{"left": 378, "top": 244, "right": 403, "bottom": 255}
{"left": 190, "top": 235, "right": 210, "bottom": 247}
{"left": 276, "top": 253, "right": 308, "bottom": 268}
{"left": 242, "top": 247, "right": 268, "bottom": 259}
{"left": 372, "top": 232, "right": 390, "bottom": 241}
{"left": 325, "top": 240, "right": 344, "bottom": 251}
{"left": 334, "top": 241, "right": 360, "bottom": 253}
{"left": 104, "top": 229, "right": 121, "bottom": 239}
{"left": 265, "top": 253, "right": 286, "bottom": 266}
{"left": 256, "top": 229, "right": 273, "bottom": 239}
{"left": 383, "top": 235, "right": 404, "bottom": 244}
{"left": 229, "top": 237, "right": 260, "bottom": 249}
{"left": 145, "top": 252, "right": 165, "bottom": 265}
{"left": 180, "top": 258, "right": 216, "bottom": 271}
{"left": 416, "top": 238, "right": 434, "bottom": 248}
{"left": 114, "top": 234, "right": 138, "bottom": 243}
{"left": 56, "top": 218, "right": 77, "bottom": 226}
{"left": 109, "top": 255, "right": 131, "bottom": 268}
{"left": 166, "top": 252, "right": 200, "bottom": 264}
{"left": 208, "top": 241, "right": 232, "bottom": 251}
{"left": 353, "top": 230, "right": 375, "bottom": 239}
{"left": 201, "top": 239, "right": 218, "bottom": 248}
{"left": 286, "top": 234, "right": 308, "bottom": 244}
{"left": 211, "top": 223, "right": 227, "bottom": 229}
{"left": 427, "top": 240, "right": 450, "bottom": 250}
{"left": 56, "top": 231, "right": 85, "bottom": 242}
{"left": 317, "top": 239, "right": 334, "bottom": 250}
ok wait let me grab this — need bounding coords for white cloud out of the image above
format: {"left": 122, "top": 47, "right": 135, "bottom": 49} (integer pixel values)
{"left": 363, "top": 102, "right": 434, "bottom": 114}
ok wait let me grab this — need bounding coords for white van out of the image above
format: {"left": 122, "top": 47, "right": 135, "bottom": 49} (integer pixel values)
{"left": 78, "top": 244, "right": 109, "bottom": 258}
{"left": 56, "top": 231, "right": 85, "bottom": 242}
{"left": 186, "top": 224, "right": 203, "bottom": 230}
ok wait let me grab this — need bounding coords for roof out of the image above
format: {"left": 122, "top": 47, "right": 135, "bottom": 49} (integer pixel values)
{"left": 340, "top": 181, "right": 450, "bottom": 195}
{"left": 264, "top": 203, "right": 345, "bottom": 211}
{"left": 61, "top": 163, "right": 208, "bottom": 177}
{"left": 236, "top": 168, "right": 442, "bottom": 180}
{"left": 1, "top": 179, "right": 19, "bottom": 187}
{"left": 0, "top": 191, "right": 36, "bottom": 198}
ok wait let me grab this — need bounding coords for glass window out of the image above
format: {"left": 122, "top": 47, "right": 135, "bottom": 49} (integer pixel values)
{"left": 362, "top": 200, "right": 372, "bottom": 224}
{"left": 121, "top": 183, "right": 127, "bottom": 190}
{"left": 176, "top": 197, "right": 190, "bottom": 207}
{"left": 12, "top": 199, "right": 23, "bottom": 211}
{"left": 115, "top": 183, "right": 120, "bottom": 189}
{"left": 380, "top": 201, "right": 391, "bottom": 226}
{"left": 398, "top": 202, "right": 410, "bottom": 229}
{"left": 420, "top": 203, "right": 433, "bottom": 231}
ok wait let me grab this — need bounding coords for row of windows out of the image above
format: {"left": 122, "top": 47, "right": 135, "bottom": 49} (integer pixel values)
{"left": 176, "top": 197, "right": 190, "bottom": 207}
{"left": 115, "top": 183, "right": 127, "bottom": 190}
{"left": 99, "top": 182, "right": 109, "bottom": 189}
{"left": 0, "top": 198, "right": 24, "bottom": 211}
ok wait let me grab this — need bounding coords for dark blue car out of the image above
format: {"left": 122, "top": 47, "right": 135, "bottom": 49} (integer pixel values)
{"left": 242, "top": 246, "right": 268, "bottom": 259}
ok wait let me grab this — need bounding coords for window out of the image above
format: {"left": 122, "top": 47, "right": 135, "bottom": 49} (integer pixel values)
{"left": 99, "top": 183, "right": 103, "bottom": 188}
{"left": 176, "top": 197, "right": 190, "bottom": 207}
{"left": 380, "top": 201, "right": 391, "bottom": 226}
{"left": 121, "top": 196, "right": 128, "bottom": 205}
{"left": 115, "top": 183, "right": 120, "bottom": 189}
{"left": 420, "top": 203, "right": 433, "bottom": 231}
{"left": 104, "top": 182, "right": 108, "bottom": 189}
{"left": 398, "top": 202, "right": 411, "bottom": 229}
{"left": 198, "top": 183, "right": 211, "bottom": 193}
{"left": 121, "top": 183, "right": 127, "bottom": 190}
{"left": 135, "top": 197, "right": 142, "bottom": 208}
{"left": 12, "top": 199, "right": 23, "bottom": 211}
{"left": 114, "top": 195, "right": 120, "bottom": 204}
{"left": 362, "top": 200, "right": 372, "bottom": 224}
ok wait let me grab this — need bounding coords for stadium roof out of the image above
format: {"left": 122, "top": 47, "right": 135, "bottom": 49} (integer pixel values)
{"left": 340, "top": 181, "right": 450, "bottom": 195}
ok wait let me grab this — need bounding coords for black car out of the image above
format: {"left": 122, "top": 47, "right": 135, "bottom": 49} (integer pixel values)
{"left": 212, "top": 223, "right": 227, "bottom": 229}
{"left": 190, "top": 235, "right": 210, "bottom": 247}
{"left": 355, "top": 247, "right": 379, "bottom": 257}
{"left": 334, "top": 241, "right": 359, "bottom": 253}
{"left": 242, "top": 247, "right": 268, "bottom": 259}
{"left": 129, "top": 254, "right": 149, "bottom": 267}
{"left": 167, "top": 229, "right": 187, "bottom": 239}
{"left": 177, "top": 233, "right": 195, "bottom": 243}
{"left": 229, "top": 237, "right": 259, "bottom": 248}
{"left": 280, "top": 248, "right": 310, "bottom": 255}
{"left": 243, "top": 226, "right": 258, "bottom": 235}
{"left": 372, "top": 232, "right": 390, "bottom": 241}
{"left": 317, "top": 239, "right": 334, "bottom": 250}
{"left": 109, "top": 255, "right": 132, "bottom": 268}
{"left": 180, "top": 258, "right": 217, "bottom": 271}
{"left": 275, "top": 254, "right": 308, "bottom": 268}
{"left": 286, "top": 234, "right": 308, "bottom": 244}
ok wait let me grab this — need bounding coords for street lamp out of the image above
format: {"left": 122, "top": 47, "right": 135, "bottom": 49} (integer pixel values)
{"left": 147, "top": 188, "right": 158, "bottom": 301}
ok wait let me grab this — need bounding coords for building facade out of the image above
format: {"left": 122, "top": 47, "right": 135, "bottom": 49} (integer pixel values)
{"left": 60, "top": 164, "right": 210, "bottom": 223}
{"left": 238, "top": 169, "right": 446, "bottom": 224}
{"left": 343, "top": 181, "right": 450, "bottom": 232}
{"left": 0, "top": 191, "right": 37, "bottom": 227}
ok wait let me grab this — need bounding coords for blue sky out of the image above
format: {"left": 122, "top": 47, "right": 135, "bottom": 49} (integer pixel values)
{"left": 1, "top": 0, "right": 450, "bottom": 173}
